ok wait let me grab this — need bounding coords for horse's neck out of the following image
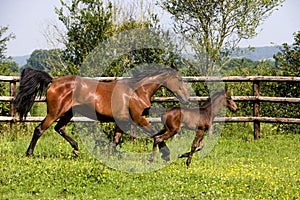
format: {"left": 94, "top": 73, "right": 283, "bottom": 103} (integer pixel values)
{"left": 135, "top": 83, "right": 161, "bottom": 99}
{"left": 203, "top": 95, "right": 225, "bottom": 121}
{"left": 135, "top": 75, "right": 166, "bottom": 98}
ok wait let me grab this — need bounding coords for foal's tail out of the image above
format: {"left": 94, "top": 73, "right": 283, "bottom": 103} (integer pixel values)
{"left": 14, "top": 68, "right": 53, "bottom": 120}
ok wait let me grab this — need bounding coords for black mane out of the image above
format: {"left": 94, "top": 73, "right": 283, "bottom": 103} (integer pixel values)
{"left": 130, "top": 67, "right": 177, "bottom": 84}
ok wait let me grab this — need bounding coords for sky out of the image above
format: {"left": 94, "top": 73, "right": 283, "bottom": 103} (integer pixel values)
{"left": 0, "top": 0, "right": 299, "bottom": 57}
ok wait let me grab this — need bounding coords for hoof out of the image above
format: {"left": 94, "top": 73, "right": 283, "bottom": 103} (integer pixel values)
{"left": 25, "top": 153, "right": 32, "bottom": 157}
{"left": 185, "top": 159, "right": 191, "bottom": 168}
{"left": 178, "top": 154, "right": 183, "bottom": 158}
{"left": 154, "top": 136, "right": 164, "bottom": 145}
{"left": 73, "top": 150, "right": 80, "bottom": 156}
{"left": 161, "top": 155, "right": 170, "bottom": 162}
{"left": 26, "top": 149, "right": 33, "bottom": 157}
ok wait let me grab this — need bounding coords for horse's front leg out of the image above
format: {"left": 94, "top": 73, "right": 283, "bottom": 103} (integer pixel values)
{"left": 26, "top": 115, "right": 56, "bottom": 156}
{"left": 133, "top": 115, "right": 157, "bottom": 137}
{"left": 112, "top": 125, "right": 124, "bottom": 152}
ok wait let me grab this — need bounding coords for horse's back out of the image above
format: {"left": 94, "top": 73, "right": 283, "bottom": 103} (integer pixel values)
{"left": 49, "top": 75, "right": 77, "bottom": 93}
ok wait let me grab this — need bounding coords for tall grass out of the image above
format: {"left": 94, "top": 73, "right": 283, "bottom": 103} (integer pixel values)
{"left": 1, "top": 123, "right": 299, "bottom": 199}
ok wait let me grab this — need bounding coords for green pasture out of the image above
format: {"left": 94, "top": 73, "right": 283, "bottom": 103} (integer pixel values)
{"left": 1, "top": 123, "right": 300, "bottom": 199}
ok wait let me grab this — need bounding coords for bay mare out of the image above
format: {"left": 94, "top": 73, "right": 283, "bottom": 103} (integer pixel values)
{"left": 14, "top": 67, "right": 189, "bottom": 156}
{"left": 149, "top": 88, "right": 237, "bottom": 167}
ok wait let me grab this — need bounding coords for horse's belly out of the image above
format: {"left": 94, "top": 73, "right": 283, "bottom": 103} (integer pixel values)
{"left": 73, "top": 105, "right": 114, "bottom": 122}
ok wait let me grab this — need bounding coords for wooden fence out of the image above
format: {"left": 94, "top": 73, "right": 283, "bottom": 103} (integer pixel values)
{"left": 0, "top": 75, "right": 300, "bottom": 139}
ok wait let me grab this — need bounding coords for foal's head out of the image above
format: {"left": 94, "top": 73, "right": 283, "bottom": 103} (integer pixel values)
{"left": 224, "top": 88, "right": 238, "bottom": 112}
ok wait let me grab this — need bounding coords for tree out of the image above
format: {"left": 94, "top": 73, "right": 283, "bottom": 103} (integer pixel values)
{"left": 274, "top": 31, "right": 300, "bottom": 77}
{"left": 54, "top": 0, "right": 174, "bottom": 78}
{"left": 82, "top": 19, "right": 176, "bottom": 78}
{"left": 160, "top": 0, "right": 285, "bottom": 75}
{"left": 0, "top": 26, "right": 15, "bottom": 62}
{"left": 0, "top": 26, "right": 16, "bottom": 118}
{"left": 55, "top": 0, "right": 114, "bottom": 75}
{"left": 273, "top": 31, "right": 300, "bottom": 133}
{"left": 22, "top": 49, "right": 62, "bottom": 73}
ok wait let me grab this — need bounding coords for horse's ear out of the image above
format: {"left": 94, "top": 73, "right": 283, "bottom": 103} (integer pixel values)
{"left": 170, "top": 62, "right": 178, "bottom": 71}
{"left": 224, "top": 86, "right": 228, "bottom": 92}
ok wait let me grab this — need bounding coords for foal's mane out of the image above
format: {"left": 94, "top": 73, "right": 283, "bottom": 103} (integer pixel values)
{"left": 201, "top": 90, "right": 226, "bottom": 109}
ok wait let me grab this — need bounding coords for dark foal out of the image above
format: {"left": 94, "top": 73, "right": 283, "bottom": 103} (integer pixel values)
{"left": 149, "top": 88, "right": 237, "bottom": 167}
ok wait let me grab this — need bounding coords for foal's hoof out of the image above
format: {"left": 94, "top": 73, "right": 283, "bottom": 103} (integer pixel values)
{"left": 25, "top": 153, "right": 32, "bottom": 157}
{"left": 73, "top": 150, "right": 80, "bottom": 156}
{"left": 154, "top": 136, "right": 164, "bottom": 145}
{"left": 178, "top": 154, "right": 184, "bottom": 158}
{"left": 185, "top": 159, "right": 191, "bottom": 168}
{"left": 161, "top": 155, "right": 170, "bottom": 162}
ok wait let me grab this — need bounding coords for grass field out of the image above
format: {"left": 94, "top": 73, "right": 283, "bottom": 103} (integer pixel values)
{"left": 1, "top": 123, "right": 300, "bottom": 199}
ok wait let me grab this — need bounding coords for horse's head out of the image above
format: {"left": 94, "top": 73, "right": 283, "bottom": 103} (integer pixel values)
{"left": 164, "top": 69, "right": 190, "bottom": 104}
{"left": 224, "top": 88, "right": 238, "bottom": 112}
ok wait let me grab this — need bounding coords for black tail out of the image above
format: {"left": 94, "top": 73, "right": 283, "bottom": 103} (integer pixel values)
{"left": 14, "top": 68, "right": 53, "bottom": 120}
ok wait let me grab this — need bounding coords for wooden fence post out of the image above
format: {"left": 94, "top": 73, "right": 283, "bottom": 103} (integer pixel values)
{"left": 10, "top": 81, "right": 17, "bottom": 129}
{"left": 253, "top": 81, "right": 260, "bottom": 139}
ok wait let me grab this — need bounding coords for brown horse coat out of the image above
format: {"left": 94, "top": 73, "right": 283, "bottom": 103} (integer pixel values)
{"left": 14, "top": 68, "right": 190, "bottom": 156}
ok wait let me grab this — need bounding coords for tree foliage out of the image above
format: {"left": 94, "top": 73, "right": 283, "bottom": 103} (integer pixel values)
{"left": 273, "top": 31, "right": 300, "bottom": 133}
{"left": 0, "top": 26, "right": 17, "bottom": 117}
{"left": 275, "top": 31, "right": 300, "bottom": 77}
{"left": 160, "top": 0, "right": 285, "bottom": 75}
{"left": 55, "top": 0, "right": 178, "bottom": 78}
{"left": 0, "top": 26, "right": 15, "bottom": 62}
{"left": 22, "top": 49, "right": 62, "bottom": 73}
{"left": 55, "top": 0, "right": 114, "bottom": 75}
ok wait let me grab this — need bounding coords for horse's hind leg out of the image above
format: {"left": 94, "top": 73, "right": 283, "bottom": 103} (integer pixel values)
{"left": 54, "top": 109, "right": 79, "bottom": 156}
{"left": 26, "top": 115, "right": 56, "bottom": 156}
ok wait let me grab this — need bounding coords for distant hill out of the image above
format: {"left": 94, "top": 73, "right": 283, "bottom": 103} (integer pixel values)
{"left": 12, "top": 55, "right": 30, "bottom": 67}
{"left": 231, "top": 46, "right": 281, "bottom": 61}
{"left": 12, "top": 46, "right": 282, "bottom": 67}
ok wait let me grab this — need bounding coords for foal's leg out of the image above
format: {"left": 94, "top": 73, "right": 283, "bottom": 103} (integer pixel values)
{"left": 179, "top": 129, "right": 205, "bottom": 168}
{"left": 149, "top": 129, "right": 166, "bottom": 162}
{"left": 155, "top": 128, "right": 179, "bottom": 161}
{"left": 158, "top": 142, "right": 170, "bottom": 161}
{"left": 26, "top": 115, "right": 56, "bottom": 156}
{"left": 154, "top": 129, "right": 177, "bottom": 145}
{"left": 149, "top": 129, "right": 176, "bottom": 162}
{"left": 54, "top": 109, "right": 79, "bottom": 156}
{"left": 178, "top": 139, "right": 205, "bottom": 158}
{"left": 149, "top": 142, "right": 170, "bottom": 162}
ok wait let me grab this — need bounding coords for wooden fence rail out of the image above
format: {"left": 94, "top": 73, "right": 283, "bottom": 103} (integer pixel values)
{"left": 0, "top": 75, "right": 299, "bottom": 139}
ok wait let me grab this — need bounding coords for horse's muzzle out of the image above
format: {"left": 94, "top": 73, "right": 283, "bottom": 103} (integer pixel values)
{"left": 230, "top": 107, "right": 238, "bottom": 113}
